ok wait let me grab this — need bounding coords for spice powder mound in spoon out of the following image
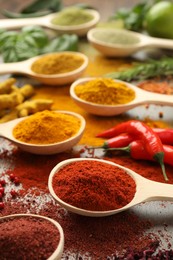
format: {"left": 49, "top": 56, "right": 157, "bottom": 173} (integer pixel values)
{"left": 12, "top": 110, "right": 81, "bottom": 145}
{"left": 74, "top": 78, "right": 136, "bottom": 105}
{"left": 31, "top": 52, "right": 85, "bottom": 75}
{"left": 52, "top": 160, "right": 136, "bottom": 211}
{"left": 51, "top": 7, "right": 95, "bottom": 26}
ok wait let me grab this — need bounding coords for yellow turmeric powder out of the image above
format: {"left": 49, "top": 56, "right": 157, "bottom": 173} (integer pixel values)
{"left": 74, "top": 78, "right": 135, "bottom": 105}
{"left": 31, "top": 53, "right": 85, "bottom": 75}
{"left": 13, "top": 110, "right": 81, "bottom": 144}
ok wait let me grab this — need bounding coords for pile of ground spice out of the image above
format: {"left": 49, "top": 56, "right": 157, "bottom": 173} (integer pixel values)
{"left": 0, "top": 140, "right": 173, "bottom": 259}
{"left": 52, "top": 160, "right": 136, "bottom": 211}
{"left": 13, "top": 110, "right": 81, "bottom": 145}
{"left": 31, "top": 52, "right": 85, "bottom": 75}
{"left": 0, "top": 215, "right": 60, "bottom": 260}
{"left": 74, "top": 78, "right": 135, "bottom": 105}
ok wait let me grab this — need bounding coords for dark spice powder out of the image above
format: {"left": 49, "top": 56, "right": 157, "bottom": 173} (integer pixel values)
{"left": 0, "top": 215, "right": 60, "bottom": 260}
{"left": 0, "top": 198, "right": 159, "bottom": 259}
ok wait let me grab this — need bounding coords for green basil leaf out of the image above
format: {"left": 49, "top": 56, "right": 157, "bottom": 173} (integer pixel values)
{"left": 0, "top": 32, "right": 17, "bottom": 51}
{"left": 0, "top": 26, "right": 78, "bottom": 62}
{"left": 0, "top": 31, "right": 18, "bottom": 44}
{"left": 0, "top": 29, "right": 6, "bottom": 34}
{"left": 21, "top": 26, "right": 48, "bottom": 47}
{"left": 109, "top": 1, "right": 158, "bottom": 32}
{"left": 2, "top": 48, "right": 18, "bottom": 63}
{"left": 41, "top": 34, "right": 78, "bottom": 53}
{"left": 73, "top": 3, "right": 94, "bottom": 9}
{"left": 1, "top": 9, "right": 51, "bottom": 18}
{"left": 21, "top": 0, "right": 62, "bottom": 14}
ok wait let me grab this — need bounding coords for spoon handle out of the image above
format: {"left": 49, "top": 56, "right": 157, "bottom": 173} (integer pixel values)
{"left": 0, "top": 120, "right": 13, "bottom": 139}
{"left": 0, "top": 16, "right": 46, "bottom": 29}
{"left": 147, "top": 36, "right": 173, "bottom": 50}
{"left": 142, "top": 179, "right": 173, "bottom": 202}
{"left": 134, "top": 88, "right": 173, "bottom": 107}
{"left": 144, "top": 91, "right": 173, "bottom": 106}
{"left": 0, "top": 61, "right": 27, "bottom": 75}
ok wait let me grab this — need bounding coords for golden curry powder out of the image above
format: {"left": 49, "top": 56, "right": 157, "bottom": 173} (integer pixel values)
{"left": 31, "top": 53, "right": 85, "bottom": 75}
{"left": 74, "top": 78, "right": 135, "bottom": 105}
{"left": 13, "top": 110, "right": 81, "bottom": 144}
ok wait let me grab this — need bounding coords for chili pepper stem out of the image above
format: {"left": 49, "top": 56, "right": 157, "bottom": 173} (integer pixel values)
{"left": 103, "top": 147, "right": 131, "bottom": 152}
{"left": 154, "top": 153, "right": 168, "bottom": 182}
{"left": 89, "top": 146, "right": 131, "bottom": 151}
{"left": 160, "top": 163, "right": 168, "bottom": 182}
{"left": 88, "top": 146, "right": 104, "bottom": 149}
{"left": 98, "top": 146, "right": 169, "bottom": 182}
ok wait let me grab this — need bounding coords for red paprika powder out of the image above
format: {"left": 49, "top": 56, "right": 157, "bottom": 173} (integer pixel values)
{"left": 52, "top": 160, "right": 136, "bottom": 211}
{"left": 1, "top": 139, "right": 173, "bottom": 259}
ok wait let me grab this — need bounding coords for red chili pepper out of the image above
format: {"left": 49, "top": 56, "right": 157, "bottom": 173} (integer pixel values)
{"left": 153, "top": 128, "right": 173, "bottom": 145}
{"left": 116, "top": 140, "right": 173, "bottom": 167}
{"left": 96, "top": 134, "right": 134, "bottom": 149}
{"left": 97, "top": 125, "right": 173, "bottom": 145}
{"left": 97, "top": 120, "right": 168, "bottom": 181}
{"left": 97, "top": 130, "right": 173, "bottom": 149}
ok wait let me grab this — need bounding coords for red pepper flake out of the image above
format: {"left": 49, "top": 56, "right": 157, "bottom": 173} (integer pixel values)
{"left": 9, "top": 173, "right": 15, "bottom": 181}
{"left": 0, "top": 202, "right": 5, "bottom": 209}
{"left": 0, "top": 187, "right": 4, "bottom": 196}
{"left": 10, "top": 190, "right": 18, "bottom": 198}
{"left": 0, "top": 179, "right": 6, "bottom": 186}
{"left": 13, "top": 177, "right": 20, "bottom": 185}
{"left": 0, "top": 193, "right": 3, "bottom": 200}
{"left": 138, "top": 80, "right": 173, "bottom": 95}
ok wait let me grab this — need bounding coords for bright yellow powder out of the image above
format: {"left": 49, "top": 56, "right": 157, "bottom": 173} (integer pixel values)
{"left": 13, "top": 110, "right": 81, "bottom": 144}
{"left": 31, "top": 53, "right": 85, "bottom": 75}
{"left": 74, "top": 78, "right": 135, "bottom": 105}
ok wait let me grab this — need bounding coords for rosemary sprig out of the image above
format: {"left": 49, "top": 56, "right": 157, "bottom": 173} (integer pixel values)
{"left": 105, "top": 58, "right": 173, "bottom": 82}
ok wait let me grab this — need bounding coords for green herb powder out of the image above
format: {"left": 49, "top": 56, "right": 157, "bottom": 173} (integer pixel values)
{"left": 93, "top": 31, "right": 140, "bottom": 45}
{"left": 51, "top": 8, "right": 94, "bottom": 26}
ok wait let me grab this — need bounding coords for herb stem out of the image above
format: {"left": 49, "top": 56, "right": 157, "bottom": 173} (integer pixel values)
{"left": 105, "top": 58, "right": 173, "bottom": 82}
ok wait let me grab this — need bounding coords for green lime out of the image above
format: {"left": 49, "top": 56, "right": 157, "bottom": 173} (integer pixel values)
{"left": 146, "top": 1, "right": 173, "bottom": 39}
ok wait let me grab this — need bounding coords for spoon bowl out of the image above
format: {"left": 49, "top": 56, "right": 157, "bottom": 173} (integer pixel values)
{"left": 48, "top": 158, "right": 173, "bottom": 217}
{"left": 0, "top": 213, "right": 64, "bottom": 260}
{"left": 0, "top": 110, "right": 86, "bottom": 154}
{"left": 0, "top": 9, "right": 100, "bottom": 36}
{"left": 0, "top": 52, "right": 88, "bottom": 85}
{"left": 87, "top": 28, "right": 173, "bottom": 57}
{"left": 70, "top": 77, "right": 173, "bottom": 116}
